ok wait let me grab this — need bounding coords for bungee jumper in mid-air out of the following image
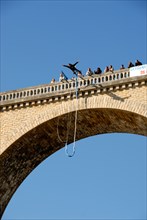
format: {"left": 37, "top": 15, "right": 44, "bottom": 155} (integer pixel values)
{"left": 63, "top": 61, "right": 81, "bottom": 75}
{"left": 63, "top": 61, "right": 84, "bottom": 80}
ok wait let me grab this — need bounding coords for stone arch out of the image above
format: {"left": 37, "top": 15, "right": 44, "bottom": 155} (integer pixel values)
{"left": 1, "top": 96, "right": 147, "bottom": 217}
{"left": 1, "top": 95, "right": 146, "bottom": 153}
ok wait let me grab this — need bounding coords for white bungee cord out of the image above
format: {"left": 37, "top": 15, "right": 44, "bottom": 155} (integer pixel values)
{"left": 57, "top": 73, "right": 78, "bottom": 157}
{"left": 65, "top": 75, "right": 78, "bottom": 157}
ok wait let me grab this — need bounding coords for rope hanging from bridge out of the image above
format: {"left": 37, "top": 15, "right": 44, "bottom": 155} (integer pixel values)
{"left": 65, "top": 75, "right": 78, "bottom": 157}
{"left": 57, "top": 73, "right": 78, "bottom": 157}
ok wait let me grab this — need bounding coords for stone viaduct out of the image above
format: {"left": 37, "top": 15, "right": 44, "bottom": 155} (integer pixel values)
{"left": 0, "top": 68, "right": 147, "bottom": 217}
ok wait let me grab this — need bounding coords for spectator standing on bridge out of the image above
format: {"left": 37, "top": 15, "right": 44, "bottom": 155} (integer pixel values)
{"left": 128, "top": 61, "right": 134, "bottom": 68}
{"left": 135, "top": 59, "right": 142, "bottom": 66}
{"left": 94, "top": 67, "right": 102, "bottom": 74}
{"left": 86, "top": 68, "right": 93, "bottom": 76}
{"left": 104, "top": 66, "right": 109, "bottom": 73}
{"left": 109, "top": 65, "right": 114, "bottom": 72}
{"left": 51, "top": 78, "right": 55, "bottom": 83}
{"left": 77, "top": 71, "right": 84, "bottom": 78}
{"left": 120, "top": 64, "right": 125, "bottom": 69}
{"left": 59, "top": 73, "right": 65, "bottom": 82}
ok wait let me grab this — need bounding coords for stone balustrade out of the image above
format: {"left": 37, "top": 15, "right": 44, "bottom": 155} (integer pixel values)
{"left": 0, "top": 69, "right": 130, "bottom": 105}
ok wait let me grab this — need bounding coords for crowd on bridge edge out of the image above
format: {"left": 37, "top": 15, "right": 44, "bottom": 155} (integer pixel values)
{"left": 50, "top": 59, "right": 143, "bottom": 83}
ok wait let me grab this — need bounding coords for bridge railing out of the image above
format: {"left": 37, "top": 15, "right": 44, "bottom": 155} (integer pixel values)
{"left": 0, "top": 69, "right": 130, "bottom": 103}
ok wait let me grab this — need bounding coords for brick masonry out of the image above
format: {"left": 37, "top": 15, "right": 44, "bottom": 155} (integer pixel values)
{"left": 0, "top": 76, "right": 147, "bottom": 218}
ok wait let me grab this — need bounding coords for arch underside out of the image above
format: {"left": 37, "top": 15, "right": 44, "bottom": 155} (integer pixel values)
{"left": 0, "top": 108, "right": 147, "bottom": 217}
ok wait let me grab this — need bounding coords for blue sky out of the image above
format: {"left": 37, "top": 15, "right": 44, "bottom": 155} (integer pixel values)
{"left": 1, "top": 0, "right": 147, "bottom": 219}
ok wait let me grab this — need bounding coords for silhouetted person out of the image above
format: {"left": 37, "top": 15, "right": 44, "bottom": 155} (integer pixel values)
{"left": 135, "top": 59, "right": 142, "bottom": 66}
{"left": 128, "top": 61, "right": 134, "bottom": 68}
{"left": 63, "top": 61, "right": 81, "bottom": 74}
{"left": 94, "top": 67, "right": 102, "bottom": 74}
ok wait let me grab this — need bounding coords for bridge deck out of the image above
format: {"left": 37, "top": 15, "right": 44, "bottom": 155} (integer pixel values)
{"left": 0, "top": 68, "right": 147, "bottom": 110}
